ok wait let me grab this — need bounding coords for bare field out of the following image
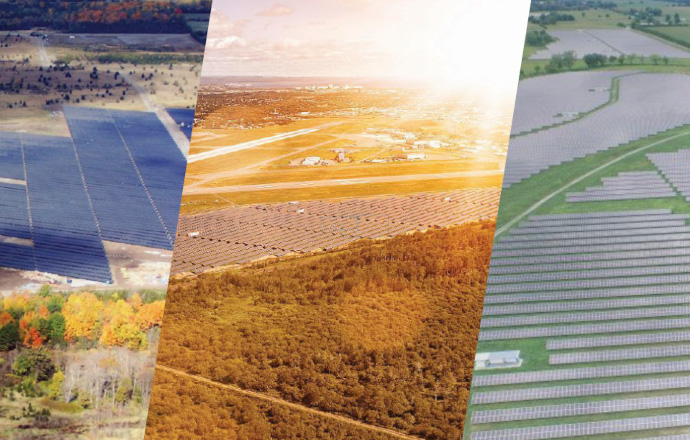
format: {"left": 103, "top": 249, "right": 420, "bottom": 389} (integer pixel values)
{"left": 179, "top": 175, "right": 505, "bottom": 213}
{"left": 204, "top": 159, "right": 500, "bottom": 187}
{"left": 46, "top": 33, "right": 204, "bottom": 52}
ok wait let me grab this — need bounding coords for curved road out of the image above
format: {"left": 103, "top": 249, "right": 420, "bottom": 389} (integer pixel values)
{"left": 156, "top": 364, "right": 425, "bottom": 440}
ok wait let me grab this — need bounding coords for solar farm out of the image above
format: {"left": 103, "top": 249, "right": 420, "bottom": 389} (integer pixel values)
{"left": 504, "top": 72, "right": 690, "bottom": 187}
{"left": 465, "top": 62, "right": 690, "bottom": 438}
{"left": 530, "top": 29, "right": 690, "bottom": 60}
{"left": 171, "top": 188, "right": 500, "bottom": 274}
{"left": 0, "top": 106, "right": 186, "bottom": 285}
{"left": 167, "top": 108, "right": 195, "bottom": 141}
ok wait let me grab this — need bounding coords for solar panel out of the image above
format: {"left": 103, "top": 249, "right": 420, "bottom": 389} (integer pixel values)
{"left": 472, "top": 360, "right": 690, "bottom": 387}
{"left": 471, "top": 376, "right": 690, "bottom": 405}
{"left": 472, "top": 393, "right": 690, "bottom": 424}
{"left": 472, "top": 413, "right": 690, "bottom": 440}
{"left": 550, "top": 344, "right": 690, "bottom": 365}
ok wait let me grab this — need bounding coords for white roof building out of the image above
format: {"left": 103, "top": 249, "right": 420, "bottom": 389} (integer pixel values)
{"left": 475, "top": 351, "right": 522, "bottom": 370}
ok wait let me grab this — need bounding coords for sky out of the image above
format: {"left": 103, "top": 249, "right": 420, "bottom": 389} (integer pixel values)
{"left": 202, "top": 0, "right": 530, "bottom": 92}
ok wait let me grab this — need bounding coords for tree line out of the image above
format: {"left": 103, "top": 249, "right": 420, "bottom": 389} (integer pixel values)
{"left": 0, "top": 0, "right": 206, "bottom": 33}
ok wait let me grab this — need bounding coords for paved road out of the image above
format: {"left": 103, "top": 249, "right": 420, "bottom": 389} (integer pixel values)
{"left": 185, "top": 138, "right": 342, "bottom": 189}
{"left": 156, "top": 364, "right": 424, "bottom": 440}
{"left": 188, "top": 121, "right": 344, "bottom": 164}
{"left": 183, "top": 169, "right": 504, "bottom": 195}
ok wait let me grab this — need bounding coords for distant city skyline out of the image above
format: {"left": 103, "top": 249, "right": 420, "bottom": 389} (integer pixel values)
{"left": 202, "top": 0, "right": 529, "bottom": 93}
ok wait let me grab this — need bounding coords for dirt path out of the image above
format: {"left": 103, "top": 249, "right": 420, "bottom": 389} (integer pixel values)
{"left": 34, "top": 37, "right": 51, "bottom": 68}
{"left": 183, "top": 169, "right": 504, "bottom": 195}
{"left": 156, "top": 364, "right": 425, "bottom": 440}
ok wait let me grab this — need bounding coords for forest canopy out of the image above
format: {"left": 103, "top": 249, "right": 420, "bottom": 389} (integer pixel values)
{"left": 146, "top": 221, "right": 495, "bottom": 440}
{"left": 0, "top": 1, "right": 210, "bottom": 33}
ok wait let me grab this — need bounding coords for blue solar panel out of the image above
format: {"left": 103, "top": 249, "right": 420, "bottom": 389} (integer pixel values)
{"left": 166, "top": 108, "right": 195, "bottom": 140}
{"left": 64, "top": 106, "right": 185, "bottom": 250}
{"left": 0, "top": 107, "right": 186, "bottom": 284}
{"left": 0, "top": 183, "right": 31, "bottom": 240}
{"left": 0, "top": 132, "right": 26, "bottom": 181}
{"left": 23, "top": 133, "right": 112, "bottom": 283}
{"left": 110, "top": 109, "right": 187, "bottom": 246}
{"left": 0, "top": 243, "right": 34, "bottom": 271}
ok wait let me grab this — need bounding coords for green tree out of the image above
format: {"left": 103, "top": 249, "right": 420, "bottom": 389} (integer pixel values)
{"left": 48, "top": 313, "right": 66, "bottom": 344}
{"left": 0, "top": 322, "right": 20, "bottom": 350}
{"left": 12, "top": 349, "right": 55, "bottom": 383}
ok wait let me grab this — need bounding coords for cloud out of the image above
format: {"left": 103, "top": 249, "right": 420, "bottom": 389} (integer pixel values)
{"left": 257, "top": 2, "right": 295, "bottom": 17}
{"left": 206, "top": 9, "right": 250, "bottom": 50}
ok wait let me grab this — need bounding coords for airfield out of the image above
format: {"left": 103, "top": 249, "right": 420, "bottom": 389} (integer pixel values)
{"left": 170, "top": 84, "right": 510, "bottom": 275}
{"left": 464, "top": 54, "right": 690, "bottom": 440}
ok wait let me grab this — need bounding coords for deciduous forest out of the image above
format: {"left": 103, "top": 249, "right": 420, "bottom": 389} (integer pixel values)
{"left": 146, "top": 221, "right": 495, "bottom": 440}
{"left": 0, "top": 289, "right": 165, "bottom": 438}
{"left": 0, "top": 0, "right": 210, "bottom": 34}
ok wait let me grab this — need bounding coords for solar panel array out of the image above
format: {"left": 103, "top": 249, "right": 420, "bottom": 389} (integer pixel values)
{"left": 0, "top": 133, "right": 34, "bottom": 271}
{"left": 473, "top": 414, "right": 690, "bottom": 440}
{"left": 0, "top": 107, "right": 186, "bottom": 283}
{"left": 172, "top": 188, "right": 501, "bottom": 274}
{"left": 64, "top": 107, "right": 186, "bottom": 250}
{"left": 167, "top": 108, "right": 195, "bottom": 140}
{"left": 472, "top": 394, "right": 690, "bottom": 424}
{"left": 24, "top": 133, "right": 112, "bottom": 282}
{"left": 649, "top": 149, "right": 690, "bottom": 205}
{"left": 510, "top": 71, "right": 623, "bottom": 135}
{"left": 565, "top": 171, "right": 676, "bottom": 203}
{"left": 468, "top": 208, "right": 690, "bottom": 439}
{"left": 530, "top": 29, "right": 690, "bottom": 60}
{"left": 503, "top": 73, "right": 690, "bottom": 187}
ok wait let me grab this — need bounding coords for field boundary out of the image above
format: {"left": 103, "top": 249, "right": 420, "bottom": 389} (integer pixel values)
{"left": 156, "top": 364, "right": 425, "bottom": 440}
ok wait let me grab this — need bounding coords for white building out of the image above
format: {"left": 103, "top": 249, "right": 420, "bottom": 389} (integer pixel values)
{"left": 302, "top": 156, "right": 322, "bottom": 166}
{"left": 474, "top": 351, "right": 522, "bottom": 370}
{"left": 405, "top": 153, "right": 426, "bottom": 160}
